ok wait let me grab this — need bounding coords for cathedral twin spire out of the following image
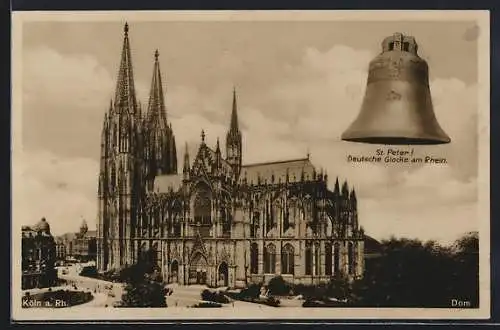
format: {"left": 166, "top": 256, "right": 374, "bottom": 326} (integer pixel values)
{"left": 107, "top": 23, "right": 244, "bottom": 185}
{"left": 101, "top": 23, "right": 178, "bottom": 190}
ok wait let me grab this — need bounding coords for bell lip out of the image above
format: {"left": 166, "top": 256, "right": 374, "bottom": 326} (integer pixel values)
{"left": 341, "top": 136, "right": 451, "bottom": 145}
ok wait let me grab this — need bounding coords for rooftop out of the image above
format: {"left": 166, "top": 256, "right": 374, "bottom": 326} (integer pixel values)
{"left": 241, "top": 157, "right": 316, "bottom": 184}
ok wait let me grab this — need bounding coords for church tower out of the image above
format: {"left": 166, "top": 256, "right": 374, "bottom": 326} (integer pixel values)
{"left": 144, "top": 50, "right": 178, "bottom": 191}
{"left": 97, "top": 23, "right": 144, "bottom": 272}
{"left": 182, "top": 142, "right": 190, "bottom": 181}
{"left": 225, "top": 89, "right": 242, "bottom": 180}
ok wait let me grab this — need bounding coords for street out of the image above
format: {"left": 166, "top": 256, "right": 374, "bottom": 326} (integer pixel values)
{"left": 25, "top": 264, "right": 281, "bottom": 309}
{"left": 56, "top": 264, "right": 124, "bottom": 307}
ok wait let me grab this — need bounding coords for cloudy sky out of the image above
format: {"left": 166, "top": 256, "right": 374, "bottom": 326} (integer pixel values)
{"left": 14, "top": 17, "right": 483, "bottom": 243}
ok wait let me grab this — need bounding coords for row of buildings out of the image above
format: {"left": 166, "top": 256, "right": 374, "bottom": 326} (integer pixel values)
{"left": 54, "top": 220, "right": 97, "bottom": 262}
{"left": 21, "top": 218, "right": 97, "bottom": 290}
{"left": 96, "top": 23, "right": 367, "bottom": 288}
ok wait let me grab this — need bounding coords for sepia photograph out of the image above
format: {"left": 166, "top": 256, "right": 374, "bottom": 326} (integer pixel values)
{"left": 11, "top": 10, "right": 490, "bottom": 321}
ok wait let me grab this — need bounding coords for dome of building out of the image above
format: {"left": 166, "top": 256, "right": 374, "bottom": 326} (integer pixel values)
{"left": 80, "top": 219, "right": 88, "bottom": 234}
{"left": 34, "top": 217, "right": 51, "bottom": 233}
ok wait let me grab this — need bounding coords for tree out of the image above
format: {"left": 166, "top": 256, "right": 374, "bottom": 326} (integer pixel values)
{"left": 351, "top": 237, "right": 458, "bottom": 307}
{"left": 118, "top": 260, "right": 167, "bottom": 308}
{"left": 120, "top": 281, "right": 167, "bottom": 308}
{"left": 449, "top": 232, "right": 479, "bottom": 307}
{"left": 327, "top": 275, "right": 352, "bottom": 301}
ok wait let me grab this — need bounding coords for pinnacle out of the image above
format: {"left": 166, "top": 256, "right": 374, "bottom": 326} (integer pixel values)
{"left": 230, "top": 88, "right": 239, "bottom": 132}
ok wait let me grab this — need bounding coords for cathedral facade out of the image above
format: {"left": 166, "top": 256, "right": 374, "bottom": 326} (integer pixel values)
{"left": 97, "top": 23, "right": 365, "bottom": 288}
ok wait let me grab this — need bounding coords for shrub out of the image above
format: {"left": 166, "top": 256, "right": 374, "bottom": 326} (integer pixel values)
{"left": 192, "top": 301, "right": 222, "bottom": 308}
{"left": 293, "top": 283, "right": 325, "bottom": 300}
{"left": 201, "top": 289, "right": 213, "bottom": 301}
{"left": 239, "top": 283, "right": 262, "bottom": 300}
{"left": 201, "top": 289, "right": 230, "bottom": 304}
{"left": 267, "top": 276, "right": 291, "bottom": 296}
{"left": 265, "top": 296, "right": 281, "bottom": 307}
{"left": 326, "top": 276, "right": 352, "bottom": 301}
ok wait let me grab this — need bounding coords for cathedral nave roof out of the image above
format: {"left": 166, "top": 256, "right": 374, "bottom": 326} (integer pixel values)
{"left": 241, "top": 157, "right": 316, "bottom": 184}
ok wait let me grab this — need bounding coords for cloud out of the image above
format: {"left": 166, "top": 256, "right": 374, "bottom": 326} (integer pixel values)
{"left": 360, "top": 198, "right": 478, "bottom": 245}
{"left": 23, "top": 46, "right": 115, "bottom": 109}
{"left": 22, "top": 46, "right": 149, "bottom": 159}
{"left": 13, "top": 149, "right": 99, "bottom": 236}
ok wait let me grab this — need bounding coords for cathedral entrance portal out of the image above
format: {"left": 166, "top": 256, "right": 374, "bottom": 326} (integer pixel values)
{"left": 189, "top": 252, "right": 208, "bottom": 285}
{"left": 218, "top": 262, "right": 229, "bottom": 287}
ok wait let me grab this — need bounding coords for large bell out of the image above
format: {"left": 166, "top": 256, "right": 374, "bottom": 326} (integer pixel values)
{"left": 341, "top": 33, "right": 451, "bottom": 145}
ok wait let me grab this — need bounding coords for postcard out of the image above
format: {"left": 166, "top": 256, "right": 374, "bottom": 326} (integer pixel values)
{"left": 11, "top": 10, "right": 490, "bottom": 321}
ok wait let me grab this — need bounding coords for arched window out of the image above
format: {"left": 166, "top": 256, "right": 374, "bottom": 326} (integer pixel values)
{"left": 265, "top": 200, "right": 273, "bottom": 233}
{"left": 170, "top": 260, "right": 179, "bottom": 283}
{"left": 281, "top": 244, "right": 294, "bottom": 275}
{"left": 325, "top": 242, "right": 332, "bottom": 275}
{"left": 113, "top": 123, "right": 117, "bottom": 147}
{"left": 250, "top": 243, "right": 258, "bottom": 274}
{"left": 194, "top": 187, "right": 211, "bottom": 225}
{"left": 110, "top": 165, "right": 116, "bottom": 189}
{"left": 325, "top": 218, "right": 333, "bottom": 237}
{"left": 221, "top": 207, "right": 231, "bottom": 237}
{"left": 348, "top": 242, "right": 355, "bottom": 275}
{"left": 171, "top": 210, "right": 181, "bottom": 237}
{"left": 305, "top": 242, "right": 312, "bottom": 275}
{"left": 314, "top": 243, "right": 320, "bottom": 275}
{"left": 138, "top": 243, "right": 148, "bottom": 264}
{"left": 283, "top": 207, "right": 290, "bottom": 232}
{"left": 152, "top": 242, "right": 160, "bottom": 269}
{"left": 264, "top": 243, "right": 276, "bottom": 274}
{"left": 334, "top": 242, "right": 340, "bottom": 275}
{"left": 271, "top": 201, "right": 277, "bottom": 229}
{"left": 251, "top": 212, "right": 259, "bottom": 238}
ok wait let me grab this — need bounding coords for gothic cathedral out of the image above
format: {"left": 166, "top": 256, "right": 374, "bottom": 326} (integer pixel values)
{"left": 97, "top": 23, "right": 365, "bottom": 288}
